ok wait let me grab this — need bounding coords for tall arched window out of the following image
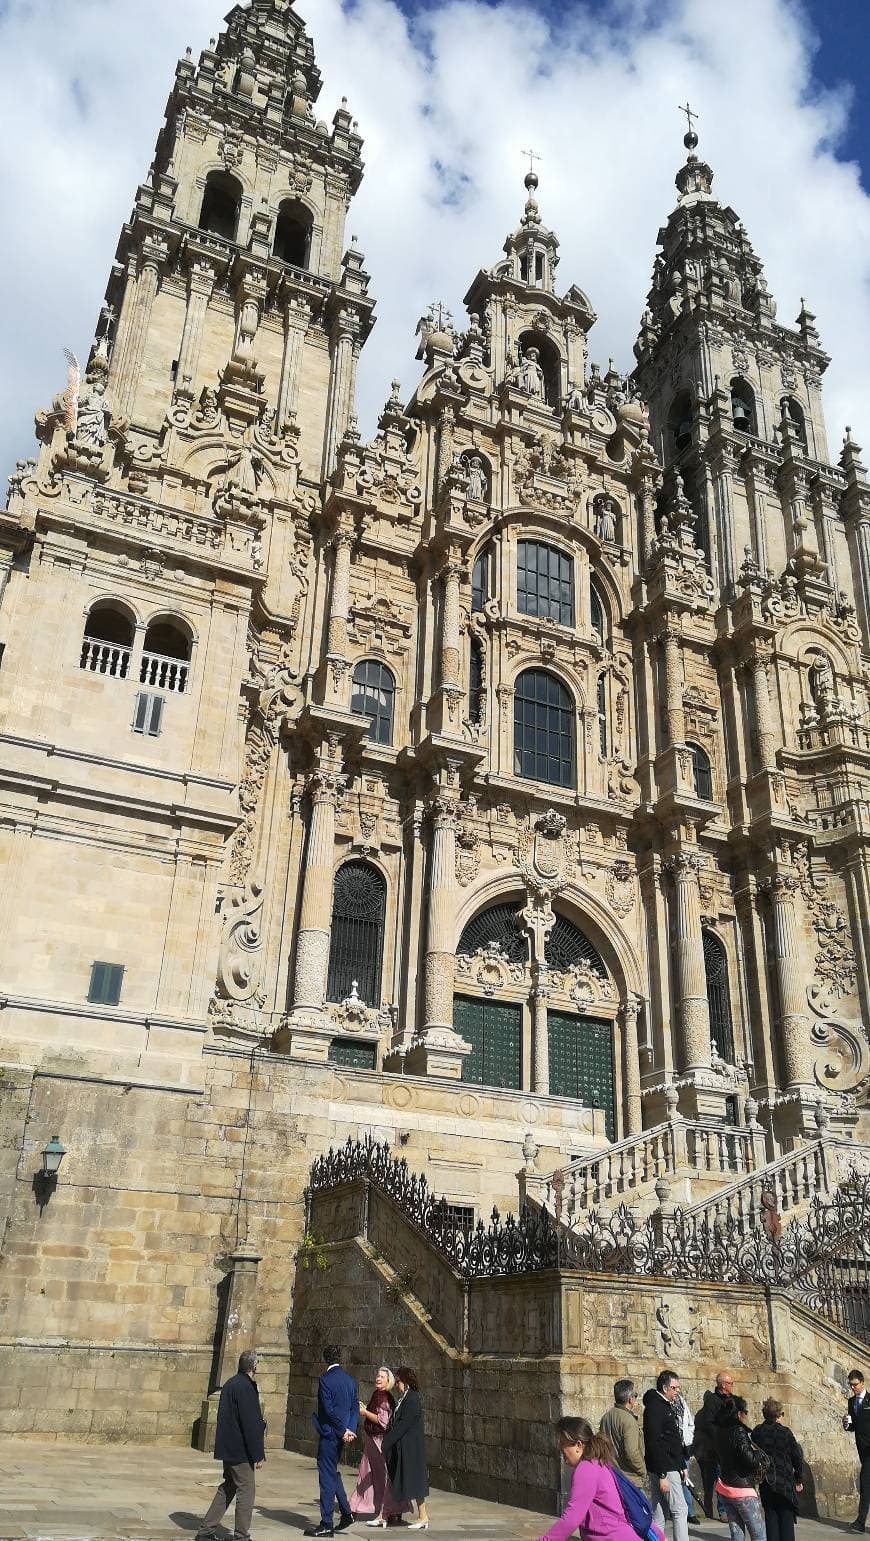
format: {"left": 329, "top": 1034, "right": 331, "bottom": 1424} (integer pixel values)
{"left": 689, "top": 742, "right": 713, "bottom": 800}
{"left": 730, "top": 378, "right": 757, "bottom": 436}
{"left": 351, "top": 659, "right": 395, "bottom": 745}
{"left": 703, "top": 930, "right": 735, "bottom": 1063}
{"left": 199, "top": 171, "right": 243, "bottom": 241}
{"left": 469, "top": 636, "right": 485, "bottom": 724}
{"left": 782, "top": 397, "right": 808, "bottom": 453}
{"left": 668, "top": 390, "right": 693, "bottom": 454}
{"left": 597, "top": 674, "right": 607, "bottom": 758}
{"left": 326, "top": 860, "right": 386, "bottom": 1007}
{"left": 517, "top": 540, "right": 573, "bottom": 627}
{"left": 514, "top": 668, "right": 575, "bottom": 788}
{"left": 590, "top": 582, "right": 605, "bottom": 644}
{"left": 472, "top": 547, "right": 490, "bottom": 612}
{"left": 274, "top": 200, "right": 312, "bottom": 267}
{"left": 80, "top": 603, "right": 134, "bottom": 678}
{"left": 141, "top": 618, "right": 191, "bottom": 694}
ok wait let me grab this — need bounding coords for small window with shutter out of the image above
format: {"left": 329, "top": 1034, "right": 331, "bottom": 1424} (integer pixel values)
{"left": 88, "top": 961, "right": 124, "bottom": 1006}
{"left": 132, "top": 691, "right": 164, "bottom": 736}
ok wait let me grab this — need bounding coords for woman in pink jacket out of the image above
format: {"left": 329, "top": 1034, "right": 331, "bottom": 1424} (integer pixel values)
{"left": 538, "top": 1416, "right": 653, "bottom": 1541}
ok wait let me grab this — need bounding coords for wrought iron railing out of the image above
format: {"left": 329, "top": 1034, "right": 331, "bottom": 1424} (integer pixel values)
{"left": 307, "top": 1136, "right": 870, "bottom": 1342}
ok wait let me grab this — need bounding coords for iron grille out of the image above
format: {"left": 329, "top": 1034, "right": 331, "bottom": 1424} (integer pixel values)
{"left": 457, "top": 902, "right": 527, "bottom": 963}
{"left": 328, "top": 1037, "right": 377, "bottom": 1070}
{"left": 703, "top": 930, "right": 735, "bottom": 1062}
{"left": 517, "top": 541, "right": 574, "bottom": 627}
{"left": 513, "top": 668, "right": 575, "bottom": 788}
{"left": 548, "top": 1011, "right": 615, "bottom": 1138}
{"left": 326, "top": 860, "right": 386, "bottom": 1007}
{"left": 351, "top": 659, "right": 395, "bottom": 745}
{"left": 545, "top": 914, "right": 607, "bottom": 976}
{"left": 454, "top": 995, "right": 522, "bottom": 1090}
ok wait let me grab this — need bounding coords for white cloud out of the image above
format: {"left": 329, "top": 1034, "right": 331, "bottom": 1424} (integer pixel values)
{"left": 1, "top": 0, "right": 869, "bottom": 481}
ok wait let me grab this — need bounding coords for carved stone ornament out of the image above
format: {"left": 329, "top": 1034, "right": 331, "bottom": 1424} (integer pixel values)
{"left": 515, "top": 810, "right": 573, "bottom": 899}
{"left": 567, "top": 960, "right": 616, "bottom": 1008}
{"left": 216, "top": 879, "right": 266, "bottom": 1006}
{"left": 455, "top": 824, "right": 481, "bottom": 887}
{"left": 810, "top": 1017, "right": 870, "bottom": 1097}
{"left": 606, "top": 860, "right": 635, "bottom": 918}
{"left": 454, "top": 942, "right": 526, "bottom": 996}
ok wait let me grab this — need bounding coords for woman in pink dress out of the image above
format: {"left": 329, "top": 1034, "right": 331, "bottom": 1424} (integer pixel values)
{"left": 349, "top": 1367, "right": 410, "bottom": 1522}
{"left": 538, "top": 1416, "right": 661, "bottom": 1541}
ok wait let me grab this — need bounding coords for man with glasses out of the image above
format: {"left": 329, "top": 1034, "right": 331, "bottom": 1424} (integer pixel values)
{"left": 844, "top": 1369, "right": 870, "bottom": 1531}
{"left": 600, "top": 1379, "right": 646, "bottom": 1486}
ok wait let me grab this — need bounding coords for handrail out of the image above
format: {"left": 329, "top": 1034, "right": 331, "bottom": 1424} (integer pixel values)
{"left": 683, "top": 1136, "right": 854, "bottom": 1234}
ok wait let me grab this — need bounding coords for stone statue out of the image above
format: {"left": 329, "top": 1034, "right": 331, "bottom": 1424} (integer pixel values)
{"left": 809, "top": 654, "right": 835, "bottom": 713}
{"left": 509, "top": 346, "right": 546, "bottom": 400}
{"left": 595, "top": 497, "right": 617, "bottom": 543}
{"left": 75, "top": 376, "right": 111, "bottom": 448}
{"left": 222, "top": 443, "right": 265, "bottom": 498}
{"left": 465, "top": 455, "right": 488, "bottom": 502}
{"left": 565, "top": 380, "right": 585, "bottom": 412}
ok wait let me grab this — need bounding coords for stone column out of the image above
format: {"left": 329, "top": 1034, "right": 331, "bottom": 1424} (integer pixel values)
{"left": 848, "top": 516, "right": 870, "bottom": 647}
{"left": 531, "top": 965, "right": 550, "bottom": 1096}
{"left": 196, "top": 1242, "right": 262, "bottom": 1451}
{"left": 326, "top": 527, "right": 354, "bottom": 694}
{"left": 290, "top": 768, "right": 343, "bottom": 1015}
{"left": 175, "top": 257, "right": 216, "bottom": 399}
{"left": 665, "top": 852, "right": 711, "bottom": 1072}
{"left": 620, "top": 994, "right": 643, "bottom": 1135}
{"left": 111, "top": 239, "right": 166, "bottom": 418}
{"left": 277, "top": 297, "right": 311, "bottom": 429}
{"left": 435, "top": 405, "right": 456, "bottom": 493}
{"left": 405, "top": 793, "right": 470, "bottom": 1079}
{"left": 440, "top": 557, "right": 462, "bottom": 689}
{"left": 749, "top": 646, "right": 778, "bottom": 770}
{"left": 660, "top": 628, "right": 685, "bottom": 744}
{"left": 762, "top": 874, "right": 813, "bottom": 1089}
{"left": 322, "top": 307, "right": 359, "bottom": 480}
{"left": 640, "top": 477, "right": 657, "bottom": 566}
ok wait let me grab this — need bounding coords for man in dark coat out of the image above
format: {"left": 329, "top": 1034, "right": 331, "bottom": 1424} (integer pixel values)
{"left": 694, "top": 1368, "right": 734, "bottom": 1517}
{"left": 844, "top": 1368, "right": 870, "bottom": 1531}
{"left": 197, "top": 1348, "right": 266, "bottom": 1541}
{"left": 305, "top": 1345, "right": 359, "bottom": 1537}
{"left": 643, "top": 1372, "right": 689, "bottom": 1541}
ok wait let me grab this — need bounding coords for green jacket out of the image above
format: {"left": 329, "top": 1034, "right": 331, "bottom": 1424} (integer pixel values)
{"left": 600, "top": 1403, "right": 646, "bottom": 1486}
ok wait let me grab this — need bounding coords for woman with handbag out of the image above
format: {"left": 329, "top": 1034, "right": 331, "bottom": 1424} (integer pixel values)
{"left": 752, "top": 1399, "right": 803, "bottom": 1541}
{"left": 713, "top": 1396, "right": 768, "bottom": 1541}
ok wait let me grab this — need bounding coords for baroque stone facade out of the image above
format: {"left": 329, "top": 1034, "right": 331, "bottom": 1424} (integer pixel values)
{"left": 1, "top": 0, "right": 870, "bottom": 1447}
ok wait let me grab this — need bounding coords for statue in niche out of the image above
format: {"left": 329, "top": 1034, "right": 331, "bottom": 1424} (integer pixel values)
{"left": 221, "top": 442, "right": 265, "bottom": 498}
{"left": 594, "top": 496, "right": 617, "bottom": 543}
{"left": 509, "top": 346, "right": 546, "bottom": 400}
{"left": 75, "top": 375, "right": 112, "bottom": 448}
{"left": 465, "top": 455, "right": 488, "bottom": 502}
{"left": 809, "top": 654, "right": 835, "bottom": 715}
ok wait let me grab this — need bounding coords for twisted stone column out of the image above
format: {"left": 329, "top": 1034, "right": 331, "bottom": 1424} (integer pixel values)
{"left": 435, "top": 405, "right": 455, "bottom": 493}
{"left": 290, "top": 769, "right": 343, "bottom": 1014}
{"left": 640, "top": 477, "right": 657, "bottom": 566}
{"left": 531, "top": 965, "right": 550, "bottom": 1096}
{"left": 421, "top": 794, "right": 458, "bottom": 1037}
{"left": 175, "top": 257, "right": 216, "bottom": 398}
{"left": 326, "top": 528, "right": 355, "bottom": 687}
{"left": 440, "top": 558, "right": 462, "bottom": 689}
{"left": 620, "top": 994, "right": 643, "bottom": 1135}
{"left": 749, "top": 646, "right": 778, "bottom": 770}
{"left": 660, "top": 628, "right": 685, "bottom": 744}
{"left": 664, "top": 853, "right": 711, "bottom": 1072}
{"left": 761, "top": 874, "right": 813, "bottom": 1088}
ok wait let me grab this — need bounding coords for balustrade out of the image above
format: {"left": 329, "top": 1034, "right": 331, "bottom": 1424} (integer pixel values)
{"left": 139, "top": 650, "right": 189, "bottom": 694}
{"left": 80, "top": 638, "right": 131, "bottom": 678}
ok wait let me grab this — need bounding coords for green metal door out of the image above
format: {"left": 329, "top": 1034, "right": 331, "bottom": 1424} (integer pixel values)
{"left": 547, "top": 1011, "right": 615, "bottom": 1138}
{"left": 453, "top": 995, "right": 522, "bottom": 1090}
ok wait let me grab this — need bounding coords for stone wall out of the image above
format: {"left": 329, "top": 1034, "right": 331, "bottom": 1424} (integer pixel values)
{"left": 287, "top": 1182, "right": 867, "bottom": 1520}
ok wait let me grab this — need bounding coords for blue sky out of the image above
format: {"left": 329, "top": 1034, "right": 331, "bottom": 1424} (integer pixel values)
{"left": 1, "top": 0, "right": 870, "bottom": 474}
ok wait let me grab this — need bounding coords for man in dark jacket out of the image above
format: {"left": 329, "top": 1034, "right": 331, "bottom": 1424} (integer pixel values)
{"left": 305, "top": 1344, "right": 359, "bottom": 1537}
{"left": 694, "top": 1368, "right": 734, "bottom": 1517}
{"left": 844, "top": 1368, "right": 870, "bottom": 1531}
{"left": 643, "top": 1372, "right": 689, "bottom": 1541}
{"left": 197, "top": 1348, "right": 266, "bottom": 1541}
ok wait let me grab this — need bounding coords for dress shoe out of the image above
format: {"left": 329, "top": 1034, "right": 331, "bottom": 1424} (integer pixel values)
{"left": 304, "top": 1527, "right": 334, "bottom": 1537}
{"left": 848, "top": 1525, "right": 866, "bottom": 1533}
{"left": 337, "top": 1516, "right": 355, "bottom": 1532}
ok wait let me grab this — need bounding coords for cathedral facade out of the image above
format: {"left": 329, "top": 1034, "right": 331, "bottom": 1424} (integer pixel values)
{"left": 2, "top": 0, "right": 870, "bottom": 1442}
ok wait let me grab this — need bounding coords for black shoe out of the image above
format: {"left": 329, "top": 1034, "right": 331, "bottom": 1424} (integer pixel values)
{"left": 848, "top": 1525, "right": 866, "bottom": 1533}
{"left": 305, "top": 1528, "right": 335, "bottom": 1537}
{"left": 337, "top": 1517, "right": 354, "bottom": 1533}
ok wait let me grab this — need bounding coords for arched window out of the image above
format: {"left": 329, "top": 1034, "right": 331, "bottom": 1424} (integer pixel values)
{"left": 517, "top": 540, "right": 573, "bottom": 627}
{"left": 689, "top": 742, "right": 713, "bottom": 800}
{"left": 199, "top": 171, "right": 243, "bottom": 241}
{"left": 590, "top": 581, "right": 605, "bottom": 644}
{"left": 668, "top": 390, "right": 694, "bottom": 454}
{"left": 730, "top": 378, "right": 757, "bottom": 436}
{"left": 326, "top": 860, "right": 386, "bottom": 1007}
{"left": 518, "top": 330, "right": 561, "bottom": 408}
{"left": 597, "top": 674, "right": 607, "bottom": 759}
{"left": 351, "top": 659, "right": 395, "bottom": 745}
{"left": 782, "top": 397, "right": 808, "bottom": 453}
{"left": 274, "top": 200, "right": 312, "bottom": 267}
{"left": 703, "top": 930, "right": 735, "bottom": 1063}
{"left": 472, "top": 547, "right": 490, "bottom": 613}
{"left": 80, "top": 603, "right": 134, "bottom": 678}
{"left": 514, "top": 668, "right": 575, "bottom": 788}
{"left": 469, "top": 636, "right": 485, "bottom": 724}
{"left": 141, "top": 619, "right": 191, "bottom": 694}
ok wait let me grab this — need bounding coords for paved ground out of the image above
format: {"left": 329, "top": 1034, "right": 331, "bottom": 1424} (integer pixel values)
{"left": 0, "top": 1443, "right": 859, "bottom": 1541}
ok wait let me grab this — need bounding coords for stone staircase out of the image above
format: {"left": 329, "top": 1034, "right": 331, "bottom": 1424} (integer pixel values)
{"left": 525, "top": 1114, "right": 859, "bottom": 1232}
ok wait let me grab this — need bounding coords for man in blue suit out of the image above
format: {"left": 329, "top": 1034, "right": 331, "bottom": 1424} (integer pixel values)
{"left": 305, "top": 1344, "right": 359, "bottom": 1537}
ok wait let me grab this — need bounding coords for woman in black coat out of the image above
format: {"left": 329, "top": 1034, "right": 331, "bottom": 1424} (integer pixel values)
{"left": 752, "top": 1398, "right": 804, "bottom": 1541}
{"left": 379, "top": 1367, "right": 429, "bottom": 1530}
